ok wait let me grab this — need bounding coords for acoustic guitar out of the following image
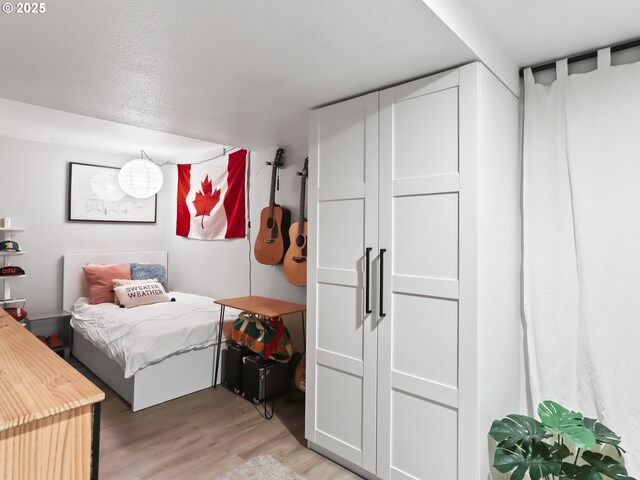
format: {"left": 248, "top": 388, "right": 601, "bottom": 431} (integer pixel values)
{"left": 254, "top": 148, "right": 291, "bottom": 265}
{"left": 283, "top": 158, "right": 308, "bottom": 286}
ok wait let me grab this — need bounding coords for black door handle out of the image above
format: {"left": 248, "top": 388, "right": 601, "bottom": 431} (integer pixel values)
{"left": 365, "top": 247, "right": 372, "bottom": 314}
{"left": 380, "top": 249, "right": 386, "bottom": 318}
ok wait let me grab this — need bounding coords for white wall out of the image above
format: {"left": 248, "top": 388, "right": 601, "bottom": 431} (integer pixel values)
{"left": 248, "top": 145, "right": 308, "bottom": 349}
{"left": 0, "top": 135, "right": 169, "bottom": 314}
{"left": 0, "top": 134, "right": 308, "bottom": 349}
{"left": 163, "top": 143, "right": 308, "bottom": 348}
{"left": 247, "top": 145, "right": 308, "bottom": 306}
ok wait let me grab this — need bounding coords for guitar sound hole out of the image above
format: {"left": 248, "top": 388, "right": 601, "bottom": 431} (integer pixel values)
{"left": 296, "top": 235, "right": 305, "bottom": 248}
{"left": 266, "top": 218, "right": 274, "bottom": 229}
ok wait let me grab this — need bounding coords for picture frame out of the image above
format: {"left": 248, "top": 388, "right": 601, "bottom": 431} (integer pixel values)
{"left": 67, "top": 162, "right": 157, "bottom": 223}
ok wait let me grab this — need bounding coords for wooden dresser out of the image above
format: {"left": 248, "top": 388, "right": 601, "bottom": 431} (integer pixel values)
{"left": 0, "top": 309, "right": 104, "bottom": 479}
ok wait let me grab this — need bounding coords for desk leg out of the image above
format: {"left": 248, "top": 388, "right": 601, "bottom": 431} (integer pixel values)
{"left": 63, "top": 314, "right": 72, "bottom": 361}
{"left": 91, "top": 402, "right": 101, "bottom": 480}
{"left": 213, "top": 305, "right": 226, "bottom": 388}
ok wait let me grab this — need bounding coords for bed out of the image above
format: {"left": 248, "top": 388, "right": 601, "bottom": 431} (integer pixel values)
{"left": 63, "top": 251, "right": 238, "bottom": 412}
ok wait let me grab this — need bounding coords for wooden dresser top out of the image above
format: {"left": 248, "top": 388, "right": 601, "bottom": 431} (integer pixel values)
{"left": 0, "top": 309, "right": 104, "bottom": 431}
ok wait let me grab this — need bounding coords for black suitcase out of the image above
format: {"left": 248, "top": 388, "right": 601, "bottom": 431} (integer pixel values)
{"left": 241, "top": 355, "right": 290, "bottom": 403}
{"left": 225, "top": 343, "right": 252, "bottom": 394}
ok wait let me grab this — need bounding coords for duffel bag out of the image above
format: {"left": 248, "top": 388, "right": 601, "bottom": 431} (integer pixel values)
{"left": 231, "top": 312, "right": 294, "bottom": 362}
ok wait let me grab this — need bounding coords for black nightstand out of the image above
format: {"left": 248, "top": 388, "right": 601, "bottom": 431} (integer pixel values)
{"left": 26, "top": 311, "right": 72, "bottom": 360}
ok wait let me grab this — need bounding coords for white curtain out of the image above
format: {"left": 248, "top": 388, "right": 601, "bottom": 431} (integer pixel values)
{"left": 524, "top": 49, "right": 640, "bottom": 474}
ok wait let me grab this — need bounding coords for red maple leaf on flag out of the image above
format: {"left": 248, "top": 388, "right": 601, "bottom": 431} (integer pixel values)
{"left": 192, "top": 175, "right": 221, "bottom": 228}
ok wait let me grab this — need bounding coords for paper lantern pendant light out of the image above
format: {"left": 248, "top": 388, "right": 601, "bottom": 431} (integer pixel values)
{"left": 118, "top": 159, "right": 164, "bottom": 198}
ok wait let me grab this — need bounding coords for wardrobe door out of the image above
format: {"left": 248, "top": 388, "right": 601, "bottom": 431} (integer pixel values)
{"left": 378, "top": 70, "right": 462, "bottom": 480}
{"left": 307, "top": 92, "right": 379, "bottom": 473}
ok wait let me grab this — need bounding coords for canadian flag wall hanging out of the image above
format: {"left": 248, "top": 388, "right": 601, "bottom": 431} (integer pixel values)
{"left": 176, "top": 149, "right": 248, "bottom": 240}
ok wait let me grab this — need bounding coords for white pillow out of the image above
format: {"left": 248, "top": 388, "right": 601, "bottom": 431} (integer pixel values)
{"left": 112, "top": 278, "right": 158, "bottom": 305}
{"left": 113, "top": 282, "right": 170, "bottom": 308}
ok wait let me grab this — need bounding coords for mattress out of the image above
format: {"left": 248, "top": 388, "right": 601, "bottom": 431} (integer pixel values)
{"left": 70, "top": 292, "right": 240, "bottom": 378}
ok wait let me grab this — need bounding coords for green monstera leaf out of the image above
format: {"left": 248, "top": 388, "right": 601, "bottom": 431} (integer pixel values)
{"left": 493, "top": 447, "right": 529, "bottom": 480}
{"left": 494, "top": 441, "right": 562, "bottom": 480}
{"left": 561, "top": 462, "right": 603, "bottom": 480}
{"left": 489, "top": 402, "right": 635, "bottom": 480}
{"left": 489, "top": 414, "right": 550, "bottom": 449}
{"left": 538, "top": 400, "right": 596, "bottom": 450}
{"left": 549, "top": 442, "right": 572, "bottom": 461}
{"left": 583, "top": 417, "right": 622, "bottom": 448}
{"left": 581, "top": 451, "right": 637, "bottom": 480}
{"left": 538, "top": 400, "right": 583, "bottom": 432}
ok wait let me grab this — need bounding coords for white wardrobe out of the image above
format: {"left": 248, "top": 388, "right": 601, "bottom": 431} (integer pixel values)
{"left": 306, "top": 62, "right": 521, "bottom": 479}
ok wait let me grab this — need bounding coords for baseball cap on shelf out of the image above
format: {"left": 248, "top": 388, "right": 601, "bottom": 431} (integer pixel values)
{"left": 0, "top": 266, "right": 25, "bottom": 276}
{"left": 0, "top": 240, "right": 20, "bottom": 252}
{"left": 5, "top": 307, "right": 27, "bottom": 321}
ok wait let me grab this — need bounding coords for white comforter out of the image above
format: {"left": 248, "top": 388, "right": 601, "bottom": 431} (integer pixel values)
{"left": 71, "top": 292, "right": 240, "bottom": 378}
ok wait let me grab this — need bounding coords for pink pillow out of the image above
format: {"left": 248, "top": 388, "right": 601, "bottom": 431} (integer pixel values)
{"left": 83, "top": 263, "right": 131, "bottom": 304}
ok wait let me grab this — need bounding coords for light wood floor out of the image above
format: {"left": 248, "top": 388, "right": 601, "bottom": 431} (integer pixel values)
{"left": 93, "top": 374, "right": 362, "bottom": 479}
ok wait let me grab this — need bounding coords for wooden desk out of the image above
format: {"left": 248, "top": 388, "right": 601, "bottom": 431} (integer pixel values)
{"left": 0, "top": 309, "right": 105, "bottom": 480}
{"left": 213, "top": 295, "right": 306, "bottom": 388}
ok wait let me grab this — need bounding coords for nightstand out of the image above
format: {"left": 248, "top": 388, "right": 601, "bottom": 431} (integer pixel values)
{"left": 26, "top": 311, "right": 72, "bottom": 360}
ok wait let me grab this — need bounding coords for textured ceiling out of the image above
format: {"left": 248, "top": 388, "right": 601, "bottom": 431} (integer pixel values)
{"left": 2, "top": 1, "right": 636, "bottom": 152}
{"left": 0, "top": 98, "right": 224, "bottom": 163}
{"left": 0, "top": 0, "right": 475, "bottom": 150}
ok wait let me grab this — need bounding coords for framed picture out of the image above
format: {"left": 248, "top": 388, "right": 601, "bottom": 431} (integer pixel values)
{"left": 68, "top": 162, "right": 157, "bottom": 223}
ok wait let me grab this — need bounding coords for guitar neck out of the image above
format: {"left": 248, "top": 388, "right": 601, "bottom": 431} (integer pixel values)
{"left": 297, "top": 175, "right": 306, "bottom": 235}
{"left": 268, "top": 163, "right": 278, "bottom": 218}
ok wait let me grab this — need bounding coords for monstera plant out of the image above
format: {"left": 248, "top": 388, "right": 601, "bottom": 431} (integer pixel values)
{"left": 489, "top": 400, "right": 636, "bottom": 480}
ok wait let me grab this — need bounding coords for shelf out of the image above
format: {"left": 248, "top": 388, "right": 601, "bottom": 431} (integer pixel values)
{"left": 0, "top": 297, "right": 26, "bottom": 306}
{"left": 1, "top": 226, "right": 26, "bottom": 312}
{"left": 27, "top": 311, "right": 71, "bottom": 322}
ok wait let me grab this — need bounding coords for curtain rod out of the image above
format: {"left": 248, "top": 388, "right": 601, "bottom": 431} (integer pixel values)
{"left": 518, "top": 37, "right": 640, "bottom": 77}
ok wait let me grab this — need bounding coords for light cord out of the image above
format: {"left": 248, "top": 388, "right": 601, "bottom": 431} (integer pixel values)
{"left": 140, "top": 147, "right": 239, "bottom": 167}
{"left": 246, "top": 151, "right": 253, "bottom": 296}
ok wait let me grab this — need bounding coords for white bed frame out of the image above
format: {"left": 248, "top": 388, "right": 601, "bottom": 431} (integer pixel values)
{"left": 63, "top": 251, "right": 226, "bottom": 412}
